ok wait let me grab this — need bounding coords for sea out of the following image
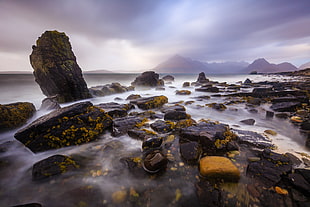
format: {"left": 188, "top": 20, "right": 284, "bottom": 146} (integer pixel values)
{"left": 0, "top": 73, "right": 309, "bottom": 206}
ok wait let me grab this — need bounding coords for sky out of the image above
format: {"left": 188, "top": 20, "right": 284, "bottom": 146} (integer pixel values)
{"left": 0, "top": 0, "right": 310, "bottom": 72}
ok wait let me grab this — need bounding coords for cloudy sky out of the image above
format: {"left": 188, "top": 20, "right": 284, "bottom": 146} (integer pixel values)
{"left": 0, "top": 0, "right": 310, "bottom": 72}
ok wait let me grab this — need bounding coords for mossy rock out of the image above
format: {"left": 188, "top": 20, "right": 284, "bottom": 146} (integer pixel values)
{"left": 14, "top": 102, "right": 112, "bottom": 153}
{"left": 0, "top": 102, "right": 36, "bottom": 130}
{"left": 32, "top": 154, "right": 79, "bottom": 181}
{"left": 131, "top": 96, "right": 168, "bottom": 110}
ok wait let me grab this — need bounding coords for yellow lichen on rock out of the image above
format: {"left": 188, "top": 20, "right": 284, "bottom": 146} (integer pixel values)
{"left": 199, "top": 156, "right": 240, "bottom": 181}
{"left": 275, "top": 186, "right": 288, "bottom": 195}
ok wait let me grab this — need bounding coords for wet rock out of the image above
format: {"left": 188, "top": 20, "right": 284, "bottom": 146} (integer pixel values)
{"left": 150, "top": 120, "right": 175, "bottom": 133}
{"left": 295, "top": 169, "right": 310, "bottom": 183}
{"left": 271, "top": 96, "right": 309, "bottom": 103}
{"left": 89, "top": 82, "right": 133, "bottom": 97}
{"left": 112, "top": 116, "right": 145, "bottom": 136}
{"left": 131, "top": 71, "right": 164, "bottom": 87}
{"left": 175, "top": 119, "right": 197, "bottom": 129}
{"left": 176, "top": 90, "right": 191, "bottom": 95}
{"left": 288, "top": 173, "right": 310, "bottom": 196}
{"left": 180, "top": 122, "right": 232, "bottom": 154}
{"left": 199, "top": 156, "right": 240, "bottom": 181}
{"left": 195, "top": 180, "right": 223, "bottom": 207}
{"left": 179, "top": 141, "right": 201, "bottom": 163}
{"left": 266, "top": 110, "right": 274, "bottom": 119}
{"left": 244, "top": 78, "right": 252, "bottom": 84}
{"left": 275, "top": 112, "right": 290, "bottom": 119}
{"left": 0, "top": 102, "right": 36, "bottom": 130}
{"left": 300, "top": 121, "right": 310, "bottom": 131}
{"left": 128, "top": 129, "right": 156, "bottom": 141}
{"left": 126, "top": 94, "right": 142, "bottom": 100}
{"left": 130, "top": 95, "right": 168, "bottom": 110}
{"left": 182, "top": 82, "right": 190, "bottom": 87}
{"left": 285, "top": 153, "right": 302, "bottom": 167}
{"left": 11, "top": 203, "right": 42, "bottom": 207}
{"left": 195, "top": 86, "right": 219, "bottom": 93}
{"left": 14, "top": 102, "right": 112, "bottom": 153}
{"left": 232, "top": 129, "right": 274, "bottom": 149}
{"left": 129, "top": 110, "right": 161, "bottom": 120}
{"left": 193, "top": 95, "right": 211, "bottom": 101}
{"left": 248, "top": 108, "right": 258, "bottom": 113}
{"left": 40, "top": 96, "right": 60, "bottom": 110}
{"left": 196, "top": 72, "right": 209, "bottom": 83}
{"left": 240, "top": 118, "right": 255, "bottom": 125}
{"left": 161, "top": 104, "right": 186, "bottom": 113}
{"left": 206, "top": 103, "right": 227, "bottom": 111}
{"left": 247, "top": 97, "right": 262, "bottom": 105}
{"left": 164, "top": 110, "right": 189, "bottom": 121}
{"left": 252, "top": 87, "right": 273, "bottom": 95}
{"left": 162, "top": 75, "right": 175, "bottom": 82}
{"left": 30, "top": 31, "right": 91, "bottom": 103}
{"left": 264, "top": 129, "right": 277, "bottom": 136}
{"left": 270, "top": 102, "right": 301, "bottom": 112}
{"left": 142, "top": 137, "right": 163, "bottom": 151}
{"left": 155, "top": 87, "right": 165, "bottom": 91}
{"left": 142, "top": 150, "right": 168, "bottom": 173}
{"left": 32, "top": 155, "right": 79, "bottom": 181}
{"left": 247, "top": 149, "right": 292, "bottom": 187}
{"left": 95, "top": 102, "right": 134, "bottom": 118}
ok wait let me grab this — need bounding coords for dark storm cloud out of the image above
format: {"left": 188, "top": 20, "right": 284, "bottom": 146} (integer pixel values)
{"left": 0, "top": 0, "right": 309, "bottom": 71}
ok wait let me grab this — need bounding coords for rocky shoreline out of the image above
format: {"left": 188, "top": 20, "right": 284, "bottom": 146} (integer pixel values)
{"left": 1, "top": 71, "right": 310, "bottom": 207}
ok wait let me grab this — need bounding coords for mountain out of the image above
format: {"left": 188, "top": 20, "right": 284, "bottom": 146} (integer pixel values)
{"left": 153, "top": 55, "right": 249, "bottom": 74}
{"left": 299, "top": 62, "right": 310, "bottom": 70}
{"left": 244, "top": 58, "right": 297, "bottom": 73}
{"left": 153, "top": 55, "right": 208, "bottom": 73}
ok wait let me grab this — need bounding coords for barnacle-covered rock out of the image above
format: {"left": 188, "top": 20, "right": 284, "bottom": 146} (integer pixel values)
{"left": 14, "top": 102, "right": 112, "bottom": 153}
{"left": 0, "top": 102, "right": 36, "bottom": 130}
{"left": 130, "top": 95, "right": 168, "bottom": 110}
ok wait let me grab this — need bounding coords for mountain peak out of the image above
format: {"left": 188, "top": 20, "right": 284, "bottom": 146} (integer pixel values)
{"left": 244, "top": 58, "right": 297, "bottom": 73}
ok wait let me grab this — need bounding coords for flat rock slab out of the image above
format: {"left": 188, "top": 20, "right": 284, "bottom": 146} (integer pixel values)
{"left": 199, "top": 156, "right": 240, "bottom": 181}
{"left": 232, "top": 129, "right": 274, "bottom": 149}
{"left": 270, "top": 102, "right": 301, "bottom": 112}
{"left": 14, "top": 102, "right": 112, "bottom": 153}
{"left": 95, "top": 102, "right": 134, "bottom": 118}
{"left": 112, "top": 116, "right": 145, "bottom": 136}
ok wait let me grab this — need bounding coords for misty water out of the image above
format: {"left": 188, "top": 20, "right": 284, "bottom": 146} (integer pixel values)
{"left": 0, "top": 73, "right": 309, "bottom": 206}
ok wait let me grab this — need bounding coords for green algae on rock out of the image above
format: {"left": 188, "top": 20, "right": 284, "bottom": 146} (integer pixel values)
{"left": 0, "top": 102, "right": 36, "bottom": 130}
{"left": 30, "top": 30, "right": 91, "bottom": 103}
{"left": 14, "top": 102, "right": 112, "bottom": 153}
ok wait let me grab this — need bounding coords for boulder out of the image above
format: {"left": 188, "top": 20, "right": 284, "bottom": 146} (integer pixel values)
{"left": 197, "top": 72, "right": 209, "bottom": 83}
{"left": 180, "top": 141, "right": 201, "bottom": 163}
{"left": 199, "top": 156, "right": 240, "bottom": 181}
{"left": 112, "top": 116, "right": 145, "bottom": 136}
{"left": 176, "top": 90, "right": 191, "bottom": 95}
{"left": 162, "top": 75, "right": 175, "bottom": 82}
{"left": 142, "top": 137, "right": 163, "bottom": 151}
{"left": 232, "top": 129, "right": 274, "bottom": 149}
{"left": 164, "top": 110, "right": 189, "bottom": 121}
{"left": 142, "top": 150, "right": 168, "bottom": 173}
{"left": 206, "top": 103, "right": 227, "bottom": 111}
{"left": 30, "top": 30, "right": 91, "bottom": 103}
{"left": 32, "top": 154, "right": 79, "bottom": 181}
{"left": 95, "top": 102, "right": 134, "bottom": 118}
{"left": 0, "top": 102, "right": 36, "bottom": 130}
{"left": 131, "top": 71, "right": 164, "bottom": 87}
{"left": 126, "top": 94, "right": 142, "bottom": 100}
{"left": 182, "top": 82, "right": 190, "bottom": 87}
{"left": 180, "top": 122, "right": 233, "bottom": 153}
{"left": 247, "top": 149, "right": 292, "bottom": 187}
{"left": 150, "top": 120, "right": 175, "bottom": 133}
{"left": 14, "top": 102, "right": 112, "bottom": 153}
{"left": 161, "top": 104, "right": 186, "bottom": 113}
{"left": 128, "top": 129, "right": 156, "bottom": 141}
{"left": 89, "top": 82, "right": 134, "bottom": 97}
{"left": 244, "top": 78, "right": 252, "bottom": 84}
{"left": 130, "top": 96, "right": 168, "bottom": 110}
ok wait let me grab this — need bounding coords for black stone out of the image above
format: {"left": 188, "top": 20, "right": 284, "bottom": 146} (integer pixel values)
{"left": 164, "top": 110, "right": 188, "bottom": 121}
{"left": 270, "top": 102, "right": 301, "bottom": 112}
{"left": 150, "top": 120, "right": 174, "bottom": 133}
{"left": 112, "top": 116, "right": 144, "bottom": 136}
{"left": 131, "top": 71, "right": 164, "bottom": 87}
{"left": 179, "top": 141, "right": 201, "bottom": 163}
{"left": 142, "top": 137, "right": 163, "bottom": 151}
{"left": 240, "top": 118, "right": 255, "bottom": 125}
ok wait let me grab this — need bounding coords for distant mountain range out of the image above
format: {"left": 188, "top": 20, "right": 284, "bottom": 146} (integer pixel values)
{"left": 299, "top": 62, "right": 310, "bottom": 70}
{"left": 153, "top": 55, "right": 301, "bottom": 74}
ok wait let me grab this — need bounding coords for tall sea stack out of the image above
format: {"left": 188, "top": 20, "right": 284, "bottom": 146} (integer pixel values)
{"left": 30, "top": 30, "right": 91, "bottom": 103}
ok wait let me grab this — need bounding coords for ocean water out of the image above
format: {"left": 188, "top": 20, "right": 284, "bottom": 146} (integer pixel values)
{"left": 0, "top": 73, "right": 308, "bottom": 206}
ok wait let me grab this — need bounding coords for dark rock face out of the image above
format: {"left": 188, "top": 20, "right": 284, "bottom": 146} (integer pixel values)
{"left": 130, "top": 96, "right": 168, "bottom": 110}
{"left": 142, "top": 137, "right": 163, "bottom": 151}
{"left": 150, "top": 120, "right": 174, "bottom": 133}
{"left": 95, "top": 102, "right": 134, "bottom": 118}
{"left": 40, "top": 96, "right": 60, "bottom": 111}
{"left": 162, "top": 75, "right": 175, "bottom": 82}
{"left": 32, "top": 155, "right": 79, "bottom": 181}
{"left": 131, "top": 71, "right": 164, "bottom": 87}
{"left": 14, "top": 102, "right": 112, "bottom": 153}
{"left": 164, "top": 110, "right": 189, "bottom": 121}
{"left": 197, "top": 72, "right": 209, "bottom": 83}
{"left": 195, "top": 86, "right": 219, "bottom": 93}
{"left": 89, "top": 82, "right": 134, "bottom": 97}
{"left": 0, "top": 102, "right": 36, "bottom": 130}
{"left": 244, "top": 78, "right": 252, "bottom": 84}
{"left": 112, "top": 116, "right": 144, "bottom": 136}
{"left": 232, "top": 129, "right": 274, "bottom": 149}
{"left": 179, "top": 141, "right": 201, "bottom": 163}
{"left": 30, "top": 30, "right": 91, "bottom": 103}
{"left": 247, "top": 149, "right": 292, "bottom": 187}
